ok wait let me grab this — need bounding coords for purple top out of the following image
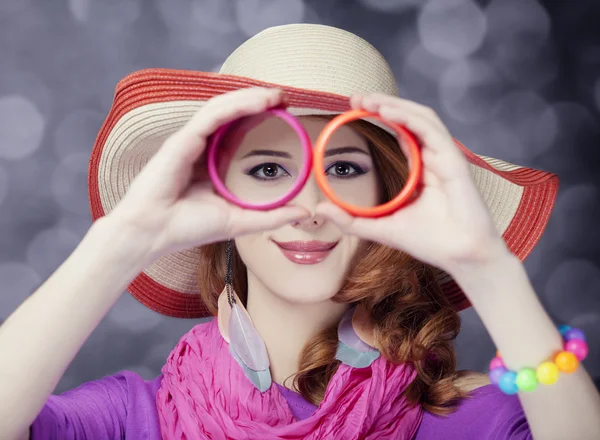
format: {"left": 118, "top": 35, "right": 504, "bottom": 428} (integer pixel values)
{"left": 31, "top": 370, "right": 531, "bottom": 439}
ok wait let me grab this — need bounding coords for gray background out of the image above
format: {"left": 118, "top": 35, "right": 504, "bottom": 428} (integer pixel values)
{"left": 1, "top": 0, "right": 599, "bottom": 393}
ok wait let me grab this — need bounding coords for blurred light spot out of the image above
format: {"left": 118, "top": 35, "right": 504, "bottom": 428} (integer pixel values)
{"left": 54, "top": 110, "right": 105, "bottom": 158}
{"left": 0, "top": 164, "right": 7, "bottom": 207}
{"left": 486, "top": 0, "right": 550, "bottom": 50}
{"left": 485, "top": 0, "right": 555, "bottom": 87}
{"left": 394, "top": 29, "right": 442, "bottom": 104}
{"left": 551, "top": 185, "right": 600, "bottom": 254}
{"left": 405, "top": 44, "right": 452, "bottom": 83}
{"left": 492, "top": 91, "right": 556, "bottom": 158}
{"left": 68, "top": 0, "right": 142, "bottom": 33}
{"left": 26, "top": 227, "right": 81, "bottom": 281}
{"left": 418, "top": 0, "right": 487, "bottom": 60}
{"left": 155, "top": 0, "right": 240, "bottom": 58}
{"left": 475, "top": 120, "right": 525, "bottom": 163}
{"left": 0, "top": 70, "right": 52, "bottom": 116}
{"left": 51, "top": 153, "right": 89, "bottom": 216}
{"left": 0, "top": 95, "right": 45, "bottom": 160}
{"left": 358, "top": 0, "right": 422, "bottom": 12}
{"left": 0, "top": 262, "right": 41, "bottom": 319}
{"left": 235, "top": 0, "right": 305, "bottom": 38}
{"left": 440, "top": 59, "right": 505, "bottom": 124}
{"left": 107, "top": 293, "right": 163, "bottom": 333}
{"left": 545, "top": 260, "right": 600, "bottom": 323}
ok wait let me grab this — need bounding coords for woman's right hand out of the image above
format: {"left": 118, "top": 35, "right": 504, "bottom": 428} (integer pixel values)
{"left": 107, "top": 87, "right": 310, "bottom": 262}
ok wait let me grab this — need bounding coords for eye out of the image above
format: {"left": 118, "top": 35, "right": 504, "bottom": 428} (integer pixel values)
{"left": 247, "top": 162, "right": 291, "bottom": 180}
{"left": 325, "top": 161, "right": 366, "bottom": 179}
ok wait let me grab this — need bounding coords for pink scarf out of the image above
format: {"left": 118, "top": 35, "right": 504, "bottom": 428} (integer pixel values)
{"left": 156, "top": 319, "right": 423, "bottom": 439}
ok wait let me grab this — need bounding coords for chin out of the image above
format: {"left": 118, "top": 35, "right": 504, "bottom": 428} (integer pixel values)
{"left": 267, "top": 252, "right": 349, "bottom": 303}
{"left": 273, "top": 276, "right": 345, "bottom": 304}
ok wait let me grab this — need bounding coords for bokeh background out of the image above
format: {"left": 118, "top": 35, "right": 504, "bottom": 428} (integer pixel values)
{"left": 1, "top": 0, "right": 599, "bottom": 393}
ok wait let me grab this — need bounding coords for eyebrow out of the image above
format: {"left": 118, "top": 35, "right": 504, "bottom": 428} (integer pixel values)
{"left": 324, "top": 146, "right": 370, "bottom": 157}
{"left": 241, "top": 149, "right": 292, "bottom": 159}
{"left": 241, "top": 146, "right": 369, "bottom": 159}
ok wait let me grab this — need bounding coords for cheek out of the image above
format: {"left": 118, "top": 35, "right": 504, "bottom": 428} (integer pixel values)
{"left": 329, "top": 173, "right": 381, "bottom": 207}
{"left": 233, "top": 233, "right": 263, "bottom": 265}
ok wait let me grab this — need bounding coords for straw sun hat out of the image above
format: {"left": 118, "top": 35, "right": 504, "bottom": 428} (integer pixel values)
{"left": 88, "top": 23, "right": 558, "bottom": 318}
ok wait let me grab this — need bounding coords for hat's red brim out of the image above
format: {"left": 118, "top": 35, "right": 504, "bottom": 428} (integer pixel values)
{"left": 89, "top": 68, "right": 559, "bottom": 318}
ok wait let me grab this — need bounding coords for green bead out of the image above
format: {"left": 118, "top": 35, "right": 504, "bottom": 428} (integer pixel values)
{"left": 516, "top": 367, "right": 538, "bottom": 392}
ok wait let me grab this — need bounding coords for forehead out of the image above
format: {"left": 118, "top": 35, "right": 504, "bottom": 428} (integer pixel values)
{"left": 238, "top": 115, "right": 368, "bottom": 149}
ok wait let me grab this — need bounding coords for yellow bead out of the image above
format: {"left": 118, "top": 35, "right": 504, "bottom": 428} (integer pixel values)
{"left": 536, "top": 361, "right": 559, "bottom": 385}
{"left": 555, "top": 351, "right": 579, "bottom": 373}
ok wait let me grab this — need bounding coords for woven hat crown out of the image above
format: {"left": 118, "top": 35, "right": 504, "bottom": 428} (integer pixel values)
{"left": 219, "top": 23, "right": 398, "bottom": 97}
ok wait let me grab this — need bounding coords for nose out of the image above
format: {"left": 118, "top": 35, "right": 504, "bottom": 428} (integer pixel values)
{"left": 290, "top": 175, "right": 326, "bottom": 231}
{"left": 291, "top": 212, "right": 325, "bottom": 231}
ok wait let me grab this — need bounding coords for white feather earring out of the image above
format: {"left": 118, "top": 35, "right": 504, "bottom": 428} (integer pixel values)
{"left": 217, "top": 240, "right": 272, "bottom": 392}
{"left": 335, "top": 306, "right": 380, "bottom": 368}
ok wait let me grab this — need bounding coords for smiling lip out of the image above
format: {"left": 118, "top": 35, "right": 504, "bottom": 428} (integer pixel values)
{"left": 272, "top": 240, "right": 338, "bottom": 265}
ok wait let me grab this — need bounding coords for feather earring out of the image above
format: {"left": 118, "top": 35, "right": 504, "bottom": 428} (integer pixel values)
{"left": 336, "top": 306, "right": 380, "bottom": 368}
{"left": 217, "top": 240, "right": 272, "bottom": 391}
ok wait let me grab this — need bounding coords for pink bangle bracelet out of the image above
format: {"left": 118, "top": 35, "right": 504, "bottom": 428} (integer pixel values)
{"left": 488, "top": 325, "right": 588, "bottom": 395}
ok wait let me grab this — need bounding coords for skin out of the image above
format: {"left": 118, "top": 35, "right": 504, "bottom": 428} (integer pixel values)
{"left": 1, "top": 87, "right": 599, "bottom": 439}
{"left": 223, "top": 116, "right": 379, "bottom": 383}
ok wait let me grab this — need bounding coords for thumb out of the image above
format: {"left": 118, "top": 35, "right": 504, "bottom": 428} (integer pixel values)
{"left": 230, "top": 205, "right": 311, "bottom": 236}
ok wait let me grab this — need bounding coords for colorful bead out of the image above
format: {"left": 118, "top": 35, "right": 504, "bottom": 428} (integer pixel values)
{"left": 515, "top": 368, "right": 538, "bottom": 392}
{"left": 558, "top": 324, "right": 572, "bottom": 336}
{"left": 565, "top": 339, "right": 588, "bottom": 361}
{"left": 498, "top": 371, "right": 519, "bottom": 395}
{"left": 536, "top": 361, "right": 559, "bottom": 385}
{"left": 489, "top": 356, "right": 505, "bottom": 370}
{"left": 490, "top": 324, "right": 587, "bottom": 394}
{"left": 489, "top": 367, "right": 507, "bottom": 385}
{"left": 555, "top": 351, "right": 579, "bottom": 373}
{"left": 564, "top": 328, "right": 586, "bottom": 342}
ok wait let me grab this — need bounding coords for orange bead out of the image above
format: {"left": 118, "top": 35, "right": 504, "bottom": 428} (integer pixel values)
{"left": 496, "top": 350, "right": 501, "bottom": 358}
{"left": 554, "top": 351, "right": 579, "bottom": 373}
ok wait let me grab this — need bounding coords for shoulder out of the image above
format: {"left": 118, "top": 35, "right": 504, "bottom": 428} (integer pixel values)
{"left": 453, "top": 370, "right": 491, "bottom": 392}
{"left": 31, "top": 371, "right": 163, "bottom": 439}
{"left": 54, "top": 370, "right": 162, "bottom": 407}
{"left": 413, "top": 371, "right": 531, "bottom": 440}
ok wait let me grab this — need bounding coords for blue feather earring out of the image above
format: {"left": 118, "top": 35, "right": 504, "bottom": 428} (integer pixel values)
{"left": 217, "top": 240, "right": 272, "bottom": 392}
{"left": 335, "top": 306, "right": 380, "bottom": 368}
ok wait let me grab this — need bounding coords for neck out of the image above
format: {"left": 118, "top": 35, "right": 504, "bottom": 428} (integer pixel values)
{"left": 244, "top": 271, "right": 347, "bottom": 388}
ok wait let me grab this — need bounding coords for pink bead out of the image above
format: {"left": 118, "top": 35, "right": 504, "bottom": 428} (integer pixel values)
{"left": 489, "top": 356, "right": 505, "bottom": 370}
{"left": 565, "top": 339, "right": 588, "bottom": 361}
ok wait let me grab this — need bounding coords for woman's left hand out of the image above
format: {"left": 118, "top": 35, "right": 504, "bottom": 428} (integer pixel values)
{"left": 316, "top": 92, "right": 509, "bottom": 274}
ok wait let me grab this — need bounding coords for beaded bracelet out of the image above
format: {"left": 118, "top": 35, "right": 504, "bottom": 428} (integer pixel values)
{"left": 488, "top": 325, "right": 588, "bottom": 395}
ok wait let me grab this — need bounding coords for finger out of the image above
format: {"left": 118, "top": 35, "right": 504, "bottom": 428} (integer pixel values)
{"left": 377, "top": 104, "right": 464, "bottom": 161}
{"left": 228, "top": 205, "right": 311, "bottom": 237}
{"left": 352, "top": 92, "right": 448, "bottom": 132}
{"left": 315, "top": 202, "right": 383, "bottom": 243}
{"left": 171, "top": 87, "right": 285, "bottom": 162}
{"left": 143, "top": 87, "right": 285, "bottom": 192}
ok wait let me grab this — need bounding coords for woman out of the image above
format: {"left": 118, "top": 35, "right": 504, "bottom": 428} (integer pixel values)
{"left": 1, "top": 24, "right": 599, "bottom": 440}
